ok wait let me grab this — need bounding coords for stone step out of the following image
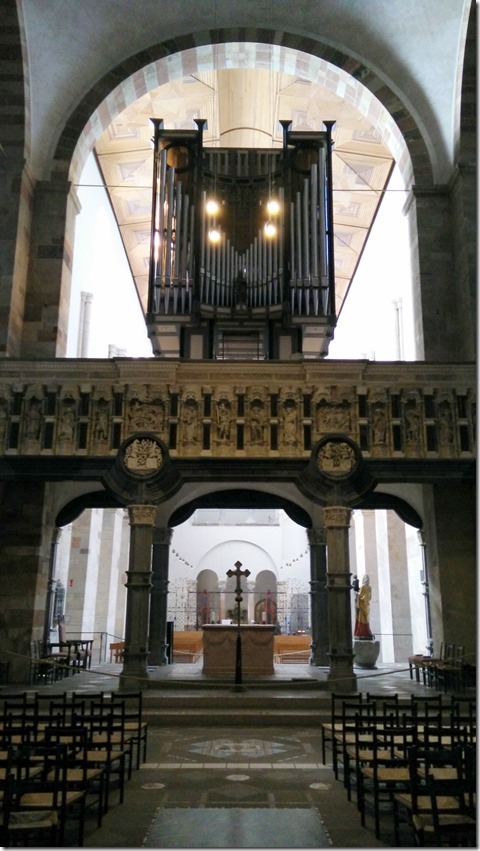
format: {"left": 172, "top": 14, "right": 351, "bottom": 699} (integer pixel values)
{"left": 143, "top": 695, "right": 326, "bottom": 711}
{"left": 144, "top": 706, "right": 327, "bottom": 727}
{"left": 142, "top": 690, "right": 331, "bottom": 726}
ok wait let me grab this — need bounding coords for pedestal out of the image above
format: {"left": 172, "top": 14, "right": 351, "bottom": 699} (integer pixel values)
{"left": 353, "top": 638, "right": 380, "bottom": 669}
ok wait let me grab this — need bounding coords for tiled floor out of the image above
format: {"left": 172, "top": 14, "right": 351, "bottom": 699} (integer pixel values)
{"left": 2, "top": 660, "right": 466, "bottom": 848}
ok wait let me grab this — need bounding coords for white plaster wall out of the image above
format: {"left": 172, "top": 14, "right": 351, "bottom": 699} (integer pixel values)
{"left": 80, "top": 508, "right": 103, "bottom": 636}
{"left": 375, "top": 510, "right": 395, "bottom": 662}
{"left": 405, "top": 524, "right": 428, "bottom": 655}
{"left": 169, "top": 511, "right": 310, "bottom": 584}
{"left": 168, "top": 511, "right": 310, "bottom": 632}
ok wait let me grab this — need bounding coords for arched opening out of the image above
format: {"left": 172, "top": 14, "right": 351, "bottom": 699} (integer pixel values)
{"left": 52, "top": 483, "right": 429, "bottom": 669}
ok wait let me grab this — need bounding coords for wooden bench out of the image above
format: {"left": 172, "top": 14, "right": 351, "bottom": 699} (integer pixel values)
{"left": 172, "top": 631, "right": 203, "bottom": 663}
{"left": 274, "top": 634, "right": 311, "bottom": 663}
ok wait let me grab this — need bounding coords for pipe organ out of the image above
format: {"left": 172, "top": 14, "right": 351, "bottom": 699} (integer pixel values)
{"left": 147, "top": 118, "right": 336, "bottom": 360}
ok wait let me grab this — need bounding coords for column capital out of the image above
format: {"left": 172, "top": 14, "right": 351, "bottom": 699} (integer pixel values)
{"left": 307, "top": 526, "right": 327, "bottom": 546}
{"left": 322, "top": 506, "right": 352, "bottom": 529}
{"left": 128, "top": 504, "right": 158, "bottom": 527}
{"left": 153, "top": 526, "right": 173, "bottom": 545}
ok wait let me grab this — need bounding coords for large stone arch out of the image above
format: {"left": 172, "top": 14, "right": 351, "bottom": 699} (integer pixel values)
{"left": 53, "top": 29, "right": 431, "bottom": 187}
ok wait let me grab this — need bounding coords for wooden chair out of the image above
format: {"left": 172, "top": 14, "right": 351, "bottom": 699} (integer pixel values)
{"left": 0, "top": 771, "right": 59, "bottom": 847}
{"left": 320, "top": 692, "right": 363, "bottom": 767}
{"left": 357, "top": 718, "right": 414, "bottom": 839}
{"left": 330, "top": 697, "right": 368, "bottom": 781}
{"left": 89, "top": 699, "right": 134, "bottom": 780}
{"left": 410, "top": 759, "right": 476, "bottom": 846}
{"left": 74, "top": 710, "right": 128, "bottom": 814}
{"left": 435, "top": 645, "right": 465, "bottom": 693}
{"left": 109, "top": 642, "right": 124, "bottom": 663}
{"left": 29, "top": 640, "right": 55, "bottom": 686}
{"left": 44, "top": 723, "right": 105, "bottom": 829}
{"left": 112, "top": 690, "right": 148, "bottom": 769}
{"left": 392, "top": 745, "right": 467, "bottom": 846}
{"left": 12, "top": 741, "right": 87, "bottom": 846}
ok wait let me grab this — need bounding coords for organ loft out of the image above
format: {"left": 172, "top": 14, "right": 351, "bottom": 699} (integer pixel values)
{"left": 147, "top": 119, "right": 336, "bottom": 361}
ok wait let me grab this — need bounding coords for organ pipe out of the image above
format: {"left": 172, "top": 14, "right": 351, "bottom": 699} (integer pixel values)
{"left": 148, "top": 120, "right": 335, "bottom": 318}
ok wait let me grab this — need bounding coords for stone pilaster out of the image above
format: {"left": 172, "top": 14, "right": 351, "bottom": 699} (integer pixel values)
{"left": 21, "top": 171, "right": 80, "bottom": 358}
{"left": 307, "top": 526, "right": 329, "bottom": 666}
{"left": 120, "top": 504, "right": 156, "bottom": 690}
{"left": 406, "top": 184, "right": 474, "bottom": 362}
{"left": 148, "top": 526, "right": 172, "bottom": 665}
{"left": 323, "top": 506, "right": 356, "bottom": 692}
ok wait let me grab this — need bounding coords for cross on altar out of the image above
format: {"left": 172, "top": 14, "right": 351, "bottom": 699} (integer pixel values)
{"left": 226, "top": 560, "right": 251, "bottom": 686}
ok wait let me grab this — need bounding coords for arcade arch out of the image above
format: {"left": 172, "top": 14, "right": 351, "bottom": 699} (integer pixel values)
{"left": 51, "top": 488, "right": 428, "bottom": 669}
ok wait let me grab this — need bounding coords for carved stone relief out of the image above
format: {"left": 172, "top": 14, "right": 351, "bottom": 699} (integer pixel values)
{"left": 93, "top": 399, "right": 110, "bottom": 444}
{"left": 317, "top": 440, "right": 357, "bottom": 477}
{"left": 247, "top": 390, "right": 267, "bottom": 448}
{"left": 23, "top": 386, "right": 44, "bottom": 448}
{"left": 280, "top": 395, "right": 298, "bottom": 448}
{"left": 314, "top": 389, "right": 353, "bottom": 436}
{"left": 215, "top": 395, "right": 232, "bottom": 444}
{"left": 404, "top": 395, "right": 421, "bottom": 454}
{"left": 57, "top": 396, "right": 76, "bottom": 446}
{"left": 180, "top": 393, "right": 199, "bottom": 447}
{"left": 123, "top": 437, "right": 163, "bottom": 476}
{"left": 127, "top": 386, "right": 165, "bottom": 434}
{"left": 437, "top": 396, "right": 454, "bottom": 454}
{"left": 370, "top": 401, "right": 387, "bottom": 455}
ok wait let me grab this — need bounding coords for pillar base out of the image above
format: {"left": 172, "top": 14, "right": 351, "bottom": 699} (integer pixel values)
{"left": 327, "top": 651, "right": 357, "bottom": 692}
{"left": 119, "top": 672, "right": 150, "bottom": 691}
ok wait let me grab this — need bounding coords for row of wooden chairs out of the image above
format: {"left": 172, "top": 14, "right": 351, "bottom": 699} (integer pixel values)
{"left": 0, "top": 736, "right": 100, "bottom": 847}
{"left": 0, "top": 689, "right": 147, "bottom": 772}
{"left": 0, "top": 690, "right": 148, "bottom": 845}
{"left": 408, "top": 643, "right": 468, "bottom": 692}
{"left": 29, "top": 640, "right": 93, "bottom": 685}
{"left": 321, "top": 692, "right": 476, "bottom": 845}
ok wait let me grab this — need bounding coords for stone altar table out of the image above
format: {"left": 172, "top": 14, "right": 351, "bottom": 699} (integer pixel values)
{"left": 202, "top": 624, "right": 275, "bottom": 677}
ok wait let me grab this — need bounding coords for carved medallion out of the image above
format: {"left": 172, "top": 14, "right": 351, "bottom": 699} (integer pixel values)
{"left": 317, "top": 439, "right": 357, "bottom": 477}
{"left": 123, "top": 437, "right": 163, "bottom": 476}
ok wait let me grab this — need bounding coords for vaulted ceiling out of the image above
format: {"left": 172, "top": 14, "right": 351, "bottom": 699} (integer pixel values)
{"left": 94, "top": 67, "right": 394, "bottom": 321}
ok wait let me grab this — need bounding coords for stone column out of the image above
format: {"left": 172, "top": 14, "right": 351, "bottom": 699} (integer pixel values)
{"left": 120, "top": 504, "right": 156, "bottom": 690}
{"left": 148, "top": 526, "right": 172, "bottom": 665}
{"left": 44, "top": 527, "right": 62, "bottom": 645}
{"left": 307, "top": 526, "right": 329, "bottom": 666}
{"left": 323, "top": 506, "right": 356, "bottom": 692}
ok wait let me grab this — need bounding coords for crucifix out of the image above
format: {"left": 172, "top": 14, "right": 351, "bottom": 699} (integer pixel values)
{"left": 226, "top": 560, "right": 251, "bottom": 686}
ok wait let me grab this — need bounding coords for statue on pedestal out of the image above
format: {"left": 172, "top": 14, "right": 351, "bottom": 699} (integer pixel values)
{"left": 354, "top": 574, "right": 373, "bottom": 639}
{"left": 352, "top": 573, "right": 380, "bottom": 668}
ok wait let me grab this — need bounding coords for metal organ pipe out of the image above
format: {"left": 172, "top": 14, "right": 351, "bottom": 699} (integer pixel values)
{"left": 319, "top": 146, "right": 327, "bottom": 280}
{"left": 303, "top": 178, "right": 310, "bottom": 285}
{"left": 311, "top": 164, "right": 319, "bottom": 282}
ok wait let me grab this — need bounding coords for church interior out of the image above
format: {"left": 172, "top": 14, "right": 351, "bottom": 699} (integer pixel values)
{"left": 0, "top": 0, "right": 476, "bottom": 846}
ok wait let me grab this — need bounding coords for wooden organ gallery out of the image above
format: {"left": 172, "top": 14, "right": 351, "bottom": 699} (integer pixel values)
{"left": 147, "top": 119, "right": 336, "bottom": 361}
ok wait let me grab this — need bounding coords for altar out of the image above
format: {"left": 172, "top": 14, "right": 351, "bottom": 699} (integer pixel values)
{"left": 202, "top": 624, "right": 276, "bottom": 677}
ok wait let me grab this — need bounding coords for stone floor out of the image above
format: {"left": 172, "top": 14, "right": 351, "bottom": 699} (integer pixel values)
{"left": 2, "top": 659, "right": 465, "bottom": 848}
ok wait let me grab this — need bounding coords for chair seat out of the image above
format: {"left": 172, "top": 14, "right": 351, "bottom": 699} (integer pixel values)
{"left": 20, "top": 788, "right": 85, "bottom": 807}
{"left": 8, "top": 809, "right": 59, "bottom": 829}
{"left": 395, "top": 791, "right": 461, "bottom": 810}
{"left": 412, "top": 812, "right": 476, "bottom": 831}
{"left": 362, "top": 766, "right": 410, "bottom": 782}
